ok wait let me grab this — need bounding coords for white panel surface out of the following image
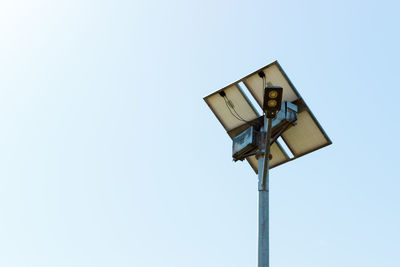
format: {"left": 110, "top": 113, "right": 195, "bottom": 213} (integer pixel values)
{"left": 204, "top": 85, "right": 259, "bottom": 132}
{"left": 270, "top": 142, "right": 290, "bottom": 167}
{"left": 281, "top": 110, "right": 329, "bottom": 156}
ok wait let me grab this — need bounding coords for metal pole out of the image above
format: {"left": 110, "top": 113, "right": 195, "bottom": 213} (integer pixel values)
{"left": 258, "top": 116, "right": 272, "bottom": 267}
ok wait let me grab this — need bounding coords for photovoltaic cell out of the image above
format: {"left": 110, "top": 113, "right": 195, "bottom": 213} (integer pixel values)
{"left": 204, "top": 61, "right": 331, "bottom": 173}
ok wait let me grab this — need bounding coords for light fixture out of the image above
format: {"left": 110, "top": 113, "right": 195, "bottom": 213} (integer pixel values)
{"left": 263, "top": 86, "right": 283, "bottom": 118}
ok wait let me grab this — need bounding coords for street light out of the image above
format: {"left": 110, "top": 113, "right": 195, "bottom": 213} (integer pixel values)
{"left": 263, "top": 86, "right": 283, "bottom": 118}
{"left": 204, "top": 61, "right": 331, "bottom": 267}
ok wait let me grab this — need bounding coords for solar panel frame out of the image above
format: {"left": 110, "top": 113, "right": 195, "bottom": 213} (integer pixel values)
{"left": 204, "top": 60, "right": 332, "bottom": 173}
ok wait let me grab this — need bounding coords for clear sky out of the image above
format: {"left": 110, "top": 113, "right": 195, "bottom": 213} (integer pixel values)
{"left": 0, "top": 0, "right": 399, "bottom": 266}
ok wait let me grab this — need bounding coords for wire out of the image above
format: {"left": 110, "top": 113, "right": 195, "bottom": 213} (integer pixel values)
{"left": 223, "top": 96, "right": 246, "bottom": 122}
{"left": 220, "top": 73, "right": 267, "bottom": 126}
{"left": 262, "top": 76, "right": 265, "bottom": 91}
{"left": 224, "top": 96, "right": 248, "bottom": 122}
{"left": 223, "top": 96, "right": 257, "bottom": 126}
{"left": 262, "top": 76, "right": 266, "bottom": 115}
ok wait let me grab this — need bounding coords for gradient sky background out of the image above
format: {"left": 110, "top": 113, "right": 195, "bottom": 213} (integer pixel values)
{"left": 0, "top": 0, "right": 399, "bottom": 266}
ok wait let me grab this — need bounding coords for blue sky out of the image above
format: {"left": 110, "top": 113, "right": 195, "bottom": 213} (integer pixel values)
{"left": 0, "top": 0, "right": 399, "bottom": 266}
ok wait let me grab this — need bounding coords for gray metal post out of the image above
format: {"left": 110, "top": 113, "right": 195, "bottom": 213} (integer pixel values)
{"left": 258, "top": 116, "right": 272, "bottom": 267}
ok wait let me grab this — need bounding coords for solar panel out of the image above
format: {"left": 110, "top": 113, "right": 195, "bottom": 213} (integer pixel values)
{"left": 204, "top": 61, "right": 331, "bottom": 173}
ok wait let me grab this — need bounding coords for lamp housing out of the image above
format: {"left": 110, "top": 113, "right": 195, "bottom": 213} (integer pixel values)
{"left": 263, "top": 86, "right": 283, "bottom": 118}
